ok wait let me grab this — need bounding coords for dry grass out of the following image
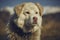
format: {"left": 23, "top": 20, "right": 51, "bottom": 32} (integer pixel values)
{"left": 41, "top": 12, "right": 60, "bottom": 40}
{"left": 0, "top": 7, "right": 60, "bottom": 40}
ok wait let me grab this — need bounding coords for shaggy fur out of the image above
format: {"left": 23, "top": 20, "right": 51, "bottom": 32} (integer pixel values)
{"left": 0, "top": 3, "right": 60, "bottom": 40}
{"left": 5, "top": 2, "right": 43, "bottom": 40}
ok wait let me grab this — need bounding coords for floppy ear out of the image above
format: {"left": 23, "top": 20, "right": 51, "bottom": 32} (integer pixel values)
{"left": 35, "top": 3, "right": 44, "bottom": 16}
{"left": 14, "top": 4, "right": 24, "bottom": 16}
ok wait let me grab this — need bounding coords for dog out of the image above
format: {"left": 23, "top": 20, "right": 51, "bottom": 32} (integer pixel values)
{"left": 6, "top": 2, "right": 44, "bottom": 40}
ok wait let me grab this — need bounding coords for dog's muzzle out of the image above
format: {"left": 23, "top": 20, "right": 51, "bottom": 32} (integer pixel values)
{"left": 33, "top": 17, "right": 37, "bottom": 24}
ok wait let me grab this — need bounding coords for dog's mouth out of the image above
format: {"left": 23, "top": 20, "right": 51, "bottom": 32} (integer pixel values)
{"left": 32, "top": 21, "right": 37, "bottom": 25}
{"left": 33, "top": 21, "right": 37, "bottom": 24}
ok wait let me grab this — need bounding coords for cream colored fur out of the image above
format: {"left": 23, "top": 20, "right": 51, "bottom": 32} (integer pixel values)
{"left": 13, "top": 2, "right": 43, "bottom": 40}
{"left": 0, "top": 2, "right": 43, "bottom": 40}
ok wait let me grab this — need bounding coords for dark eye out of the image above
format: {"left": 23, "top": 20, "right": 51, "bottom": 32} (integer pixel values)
{"left": 36, "top": 12, "right": 38, "bottom": 14}
{"left": 26, "top": 12, "right": 30, "bottom": 14}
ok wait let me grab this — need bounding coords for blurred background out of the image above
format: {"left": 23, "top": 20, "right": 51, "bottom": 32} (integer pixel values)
{"left": 0, "top": 0, "right": 60, "bottom": 40}
{"left": 0, "top": 0, "right": 60, "bottom": 8}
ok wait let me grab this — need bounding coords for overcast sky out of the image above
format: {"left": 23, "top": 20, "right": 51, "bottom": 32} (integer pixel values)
{"left": 0, "top": 0, "right": 60, "bottom": 8}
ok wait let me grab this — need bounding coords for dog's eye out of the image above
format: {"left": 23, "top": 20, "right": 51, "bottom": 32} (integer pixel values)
{"left": 26, "top": 12, "right": 30, "bottom": 14}
{"left": 36, "top": 12, "right": 38, "bottom": 14}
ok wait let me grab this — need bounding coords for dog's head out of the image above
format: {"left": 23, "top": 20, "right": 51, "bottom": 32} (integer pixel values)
{"left": 14, "top": 2, "right": 44, "bottom": 33}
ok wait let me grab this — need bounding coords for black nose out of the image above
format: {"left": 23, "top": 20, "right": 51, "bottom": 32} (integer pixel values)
{"left": 33, "top": 17, "right": 37, "bottom": 21}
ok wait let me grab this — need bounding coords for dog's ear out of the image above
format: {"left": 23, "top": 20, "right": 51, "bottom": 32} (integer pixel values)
{"left": 14, "top": 4, "right": 24, "bottom": 16}
{"left": 35, "top": 3, "right": 44, "bottom": 16}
